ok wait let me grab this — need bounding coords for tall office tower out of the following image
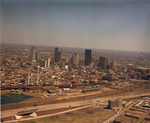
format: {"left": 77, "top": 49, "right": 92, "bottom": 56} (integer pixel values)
{"left": 40, "top": 59, "right": 47, "bottom": 68}
{"left": 110, "top": 61, "right": 116, "bottom": 69}
{"left": 36, "top": 51, "right": 39, "bottom": 62}
{"left": 36, "top": 66, "right": 39, "bottom": 85}
{"left": 98, "top": 56, "right": 110, "bottom": 69}
{"left": 67, "top": 58, "right": 72, "bottom": 68}
{"left": 47, "top": 58, "right": 51, "bottom": 67}
{"left": 55, "top": 47, "right": 62, "bottom": 62}
{"left": 84, "top": 49, "right": 92, "bottom": 66}
{"left": 31, "top": 46, "right": 36, "bottom": 60}
{"left": 31, "top": 46, "right": 39, "bottom": 61}
{"left": 71, "top": 54, "right": 79, "bottom": 68}
{"left": 27, "top": 68, "right": 30, "bottom": 85}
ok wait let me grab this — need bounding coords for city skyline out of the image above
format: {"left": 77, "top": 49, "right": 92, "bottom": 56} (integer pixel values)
{"left": 2, "top": 0, "right": 150, "bottom": 52}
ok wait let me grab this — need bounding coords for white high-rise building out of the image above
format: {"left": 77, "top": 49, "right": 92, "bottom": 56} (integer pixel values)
{"left": 47, "top": 58, "right": 51, "bottom": 67}
{"left": 36, "top": 66, "right": 40, "bottom": 85}
{"left": 71, "top": 54, "right": 79, "bottom": 68}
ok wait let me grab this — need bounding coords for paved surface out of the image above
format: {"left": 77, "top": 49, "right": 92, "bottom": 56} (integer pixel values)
{"left": 2, "top": 92, "right": 150, "bottom": 120}
{"left": 137, "top": 110, "right": 149, "bottom": 123}
{"left": 3, "top": 105, "right": 91, "bottom": 123}
{"left": 103, "top": 101, "right": 136, "bottom": 123}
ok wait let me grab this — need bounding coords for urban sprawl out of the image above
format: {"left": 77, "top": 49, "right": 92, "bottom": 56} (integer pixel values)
{"left": 1, "top": 44, "right": 150, "bottom": 123}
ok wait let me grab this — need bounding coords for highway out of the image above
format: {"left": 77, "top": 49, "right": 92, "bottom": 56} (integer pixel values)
{"left": 2, "top": 92, "right": 150, "bottom": 120}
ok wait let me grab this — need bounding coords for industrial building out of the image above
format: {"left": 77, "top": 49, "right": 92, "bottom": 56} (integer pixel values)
{"left": 108, "top": 99, "right": 122, "bottom": 110}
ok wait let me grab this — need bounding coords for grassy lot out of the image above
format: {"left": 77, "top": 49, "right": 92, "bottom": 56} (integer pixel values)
{"left": 21, "top": 107, "right": 116, "bottom": 123}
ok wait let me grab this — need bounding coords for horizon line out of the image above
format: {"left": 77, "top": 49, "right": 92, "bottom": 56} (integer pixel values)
{"left": 1, "top": 42, "right": 150, "bottom": 53}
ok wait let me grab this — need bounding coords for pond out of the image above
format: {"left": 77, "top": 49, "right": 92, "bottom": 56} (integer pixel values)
{"left": 1, "top": 93, "right": 33, "bottom": 104}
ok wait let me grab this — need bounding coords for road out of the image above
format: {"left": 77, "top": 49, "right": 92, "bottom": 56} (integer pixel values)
{"left": 3, "top": 105, "right": 92, "bottom": 123}
{"left": 103, "top": 101, "right": 136, "bottom": 123}
{"left": 2, "top": 92, "right": 150, "bottom": 119}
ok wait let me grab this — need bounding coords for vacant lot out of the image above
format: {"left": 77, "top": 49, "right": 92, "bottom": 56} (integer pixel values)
{"left": 117, "top": 115, "right": 139, "bottom": 123}
{"left": 142, "top": 120, "right": 150, "bottom": 123}
{"left": 1, "top": 106, "right": 80, "bottom": 122}
{"left": 133, "top": 87, "right": 150, "bottom": 93}
{"left": 21, "top": 107, "right": 116, "bottom": 123}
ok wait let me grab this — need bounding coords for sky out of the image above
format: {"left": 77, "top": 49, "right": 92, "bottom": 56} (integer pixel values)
{"left": 1, "top": 0, "right": 150, "bottom": 52}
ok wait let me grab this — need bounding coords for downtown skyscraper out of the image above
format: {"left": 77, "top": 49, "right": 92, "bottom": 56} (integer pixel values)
{"left": 84, "top": 49, "right": 92, "bottom": 66}
{"left": 31, "top": 46, "right": 39, "bottom": 61}
{"left": 98, "top": 56, "right": 110, "bottom": 69}
{"left": 55, "top": 47, "right": 62, "bottom": 62}
{"left": 71, "top": 53, "right": 79, "bottom": 68}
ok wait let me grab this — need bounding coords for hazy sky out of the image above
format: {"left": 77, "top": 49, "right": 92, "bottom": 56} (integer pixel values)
{"left": 1, "top": 0, "right": 150, "bottom": 52}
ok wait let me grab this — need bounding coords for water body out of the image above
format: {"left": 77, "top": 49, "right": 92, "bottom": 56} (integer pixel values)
{"left": 1, "top": 93, "right": 33, "bottom": 104}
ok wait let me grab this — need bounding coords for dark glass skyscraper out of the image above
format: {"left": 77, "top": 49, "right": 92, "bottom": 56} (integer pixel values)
{"left": 84, "top": 49, "right": 92, "bottom": 66}
{"left": 98, "top": 56, "right": 110, "bottom": 69}
{"left": 55, "top": 47, "right": 62, "bottom": 62}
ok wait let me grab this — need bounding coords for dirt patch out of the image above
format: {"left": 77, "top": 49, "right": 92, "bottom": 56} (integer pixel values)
{"left": 37, "top": 106, "right": 81, "bottom": 116}
{"left": 1, "top": 106, "right": 81, "bottom": 122}
{"left": 1, "top": 116, "right": 16, "bottom": 122}
{"left": 21, "top": 107, "right": 116, "bottom": 123}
